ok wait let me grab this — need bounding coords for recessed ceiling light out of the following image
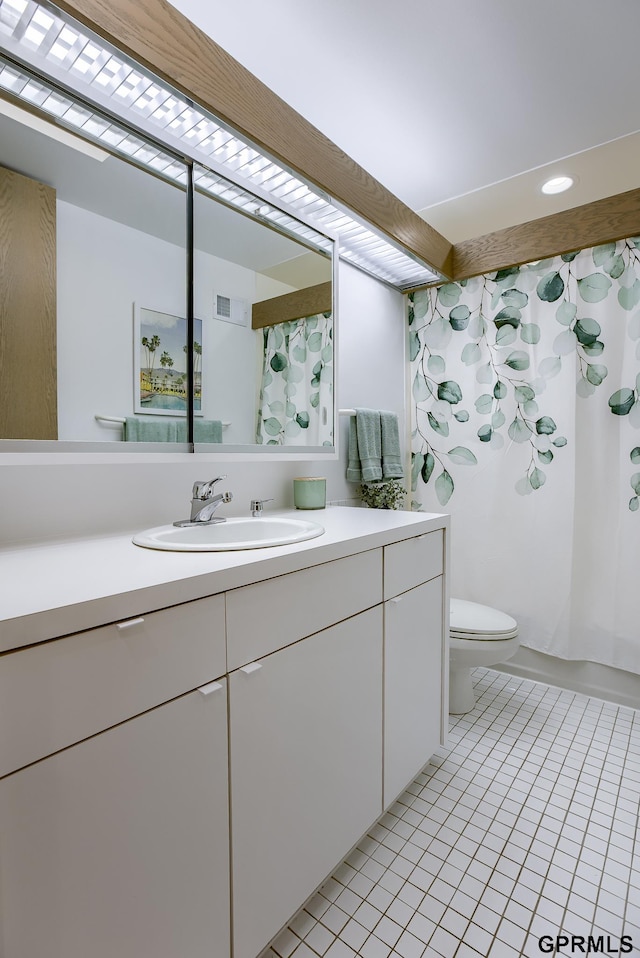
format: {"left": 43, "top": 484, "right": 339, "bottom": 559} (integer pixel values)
{"left": 541, "top": 175, "right": 574, "bottom": 195}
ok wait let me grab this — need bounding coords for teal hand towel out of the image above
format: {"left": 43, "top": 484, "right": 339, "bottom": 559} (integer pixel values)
{"left": 124, "top": 417, "right": 177, "bottom": 442}
{"left": 380, "top": 410, "right": 404, "bottom": 479}
{"left": 175, "top": 419, "right": 223, "bottom": 443}
{"left": 356, "top": 408, "right": 382, "bottom": 482}
{"left": 346, "top": 416, "right": 362, "bottom": 482}
{"left": 197, "top": 419, "right": 223, "bottom": 443}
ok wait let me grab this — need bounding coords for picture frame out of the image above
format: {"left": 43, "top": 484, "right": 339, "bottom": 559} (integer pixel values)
{"left": 134, "top": 305, "right": 203, "bottom": 416}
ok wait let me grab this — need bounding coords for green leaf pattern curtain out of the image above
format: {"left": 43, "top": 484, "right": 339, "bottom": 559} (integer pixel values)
{"left": 409, "top": 238, "right": 640, "bottom": 673}
{"left": 257, "top": 313, "right": 333, "bottom": 446}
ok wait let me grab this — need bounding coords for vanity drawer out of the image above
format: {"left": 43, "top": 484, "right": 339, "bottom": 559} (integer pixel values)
{"left": 226, "top": 548, "right": 383, "bottom": 670}
{"left": 0, "top": 595, "right": 225, "bottom": 779}
{"left": 384, "top": 530, "right": 443, "bottom": 600}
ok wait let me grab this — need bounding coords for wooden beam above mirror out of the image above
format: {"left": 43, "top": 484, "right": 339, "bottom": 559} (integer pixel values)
{"left": 55, "top": 0, "right": 453, "bottom": 280}
{"left": 252, "top": 282, "right": 332, "bottom": 330}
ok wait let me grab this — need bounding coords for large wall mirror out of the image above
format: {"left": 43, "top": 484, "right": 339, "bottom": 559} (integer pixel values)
{"left": 0, "top": 78, "right": 335, "bottom": 455}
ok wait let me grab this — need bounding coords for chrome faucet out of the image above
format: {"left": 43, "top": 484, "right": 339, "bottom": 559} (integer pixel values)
{"left": 173, "top": 476, "right": 233, "bottom": 527}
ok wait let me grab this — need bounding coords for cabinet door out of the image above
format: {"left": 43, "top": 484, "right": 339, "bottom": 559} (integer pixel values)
{"left": 229, "top": 606, "right": 383, "bottom": 958}
{"left": 384, "top": 577, "right": 443, "bottom": 807}
{"left": 0, "top": 682, "right": 229, "bottom": 958}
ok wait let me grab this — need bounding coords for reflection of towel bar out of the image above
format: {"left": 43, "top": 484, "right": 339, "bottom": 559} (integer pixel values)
{"left": 95, "top": 415, "right": 231, "bottom": 427}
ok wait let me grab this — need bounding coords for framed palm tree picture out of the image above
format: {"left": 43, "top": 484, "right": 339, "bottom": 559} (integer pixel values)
{"left": 134, "top": 305, "right": 203, "bottom": 415}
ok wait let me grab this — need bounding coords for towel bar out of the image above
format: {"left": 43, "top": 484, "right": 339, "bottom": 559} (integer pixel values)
{"left": 95, "top": 415, "right": 231, "bottom": 427}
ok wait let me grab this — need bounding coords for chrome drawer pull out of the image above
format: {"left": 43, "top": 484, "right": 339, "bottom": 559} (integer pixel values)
{"left": 240, "top": 662, "right": 262, "bottom": 675}
{"left": 198, "top": 681, "right": 223, "bottom": 696}
{"left": 115, "top": 617, "right": 145, "bottom": 631}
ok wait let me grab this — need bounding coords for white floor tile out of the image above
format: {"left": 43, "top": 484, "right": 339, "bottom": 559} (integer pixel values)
{"left": 267, "top": 668, "right": 640, "bottom": 958}
{"left": 353, "top": 902, "right": 384, "bottom": 933}
{"left": 393, "top": 929, "right": 427, "bottom": 958}
{"left": 321, "top": 905, "right": 350, "bottom": 936}
{"left": 360, "top": 935, "right": 392, "bottom": 958}
{"left": 340, "top": 920, "right": 369, "bottom": 952}
{"left": 290, "top": 912, "right": 316, "bottom": 941}
{"left": 367, "top": 887, "right": 394, "bottom": 914}
{"left": 405, "top": 912, "right": 436, "bottom": 947}
{"left": 386, "top": 898, "right": 415, "bottom": 929}
{"left": 272, "top": 928, "right": 301, "bottom": 958}
{"left": 290, "top": 943, "right": 317, "bottom": 958}
{"left": 305, "top": 922, "right": 335, "bottom": 956}
{"left": 472, "top": 903, "right": 501, "bottom": 936}
{"left": 372, "top": 916, "right": 403, "bottom": 948}
{"left": 427, "top": 925, "right": 460, "bottom": 957}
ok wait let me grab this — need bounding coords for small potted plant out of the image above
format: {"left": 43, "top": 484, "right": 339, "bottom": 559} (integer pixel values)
{"left": 360, "top": 479, "right": 406, "bottom": 510}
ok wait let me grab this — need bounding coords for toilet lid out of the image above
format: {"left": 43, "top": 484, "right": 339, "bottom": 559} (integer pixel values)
{"left": 450, "top": 598, "right": 518, "bottom": 640}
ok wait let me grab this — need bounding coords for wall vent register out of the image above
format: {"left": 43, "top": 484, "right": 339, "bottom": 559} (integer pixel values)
{"left": 213, "top": 293, "right": 248, "bottom": 327}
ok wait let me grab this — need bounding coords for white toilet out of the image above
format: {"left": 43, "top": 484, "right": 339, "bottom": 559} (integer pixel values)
{"left": 449, "top": 598, "right": 519, "bottom": 714}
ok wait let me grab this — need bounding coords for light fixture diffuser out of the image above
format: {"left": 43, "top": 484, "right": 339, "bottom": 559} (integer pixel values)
{"left": 0, "top": 92, "right": 108, "bottom": 159}
{"left": 0, "top": 0, "right": 441, "bottom": 288}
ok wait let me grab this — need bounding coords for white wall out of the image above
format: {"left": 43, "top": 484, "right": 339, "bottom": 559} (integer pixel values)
{"left": 57, "top": 202, "right": 186, "bottom": 442}
{"left": 0, "top": 262, "right": 406, "bottom": 544}
{"left": 57, "top": 202, "right": 291, "bottom": 444}
{"left": 323, "top": 263, "right": 408, "bottom": 505}
{"left": 194, "top": 249, "right": 292, "bottom": 444}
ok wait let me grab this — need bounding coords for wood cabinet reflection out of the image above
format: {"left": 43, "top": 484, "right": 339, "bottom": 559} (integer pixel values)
{"left": 0, "top": 165, "right": 57, "bottom": 439}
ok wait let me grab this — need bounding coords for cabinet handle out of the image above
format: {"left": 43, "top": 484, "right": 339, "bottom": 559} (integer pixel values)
{"left": 389, "top": 597, "right": 402, "bottom": 605}
{"left": 198, "top": 681, "right": 223, "bottom": 696}
{"left": 115, "top": 616, "right": 145, "bottom": 631}
{"left": 240, "top": 662, "right": 262, "bottom": 675}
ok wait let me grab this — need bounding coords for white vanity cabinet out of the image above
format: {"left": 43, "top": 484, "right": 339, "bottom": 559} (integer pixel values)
{"left": 225, "top": 548, "right": 384, "bottom": 958}
{"left": 382, "top": 530, "right": 446, "bottom": 807}
{"left": 0, "top": 597, "right": 230, "bottom": 958}
{"left": 384, "top": 578, "right": 444, "bottom": 806}
{"left": 0, "top": 510, "right": 449, "bottom": 958}
{"left": 0, "top": 684, "right": 230, "bottom": 958}
{"left": 229, "top": 606, "right": 384, "bottom": 958}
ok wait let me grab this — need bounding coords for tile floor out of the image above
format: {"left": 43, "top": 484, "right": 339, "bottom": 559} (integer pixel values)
{"left": 263, "top": 668, "right": 640, "bottom": 958}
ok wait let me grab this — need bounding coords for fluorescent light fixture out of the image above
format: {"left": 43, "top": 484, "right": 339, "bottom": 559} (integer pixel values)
{"left": 541, "top": 175, "right": 574, "bottom": 195}
{"left": 0, "top": 94, "right": 109, "bottom": 160}
{"left": 0, "top": 0, "right": 442, "bottom": 287}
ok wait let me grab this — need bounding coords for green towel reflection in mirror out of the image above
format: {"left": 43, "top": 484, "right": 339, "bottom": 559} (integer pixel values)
{"left": 124, "top": 418, "right": 223, "bottom": 442}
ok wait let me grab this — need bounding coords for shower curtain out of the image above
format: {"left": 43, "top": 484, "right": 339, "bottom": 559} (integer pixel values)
{"left": 256, "top": 312, "right": 333, "bottom": 446}
{"left": 409, "top": 238, "right": 640, "bottom": 674}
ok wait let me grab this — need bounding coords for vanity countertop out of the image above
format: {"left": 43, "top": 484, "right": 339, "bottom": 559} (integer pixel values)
{"left": 0, "top": 507, "right": 448, "bottom": 654}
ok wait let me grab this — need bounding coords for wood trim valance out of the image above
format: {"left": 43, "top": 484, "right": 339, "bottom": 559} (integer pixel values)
{"left": 452, "top": 188, "right": 640, "bottom": 281}
{"left": 55, "top": 0, "right": 453, "bottom": 279}
{"left": 251, "top": 282, "right": 332, "bottom": 330}
{"left": 41, "top": 1, "right": 640, "bottom": 287}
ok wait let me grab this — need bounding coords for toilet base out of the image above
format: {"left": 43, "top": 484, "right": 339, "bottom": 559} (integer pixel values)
{"left": 449, "top": 667, "right": 477, "bottom": 714}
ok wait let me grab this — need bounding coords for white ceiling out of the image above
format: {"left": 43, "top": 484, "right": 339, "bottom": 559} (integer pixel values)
{"left": 169, "top": 0, "right": 640, "bottom": 243}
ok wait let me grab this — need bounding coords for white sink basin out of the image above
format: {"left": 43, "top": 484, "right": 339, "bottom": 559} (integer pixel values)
{"left": 132, "top": 516, "right": 325, "bottom": 552}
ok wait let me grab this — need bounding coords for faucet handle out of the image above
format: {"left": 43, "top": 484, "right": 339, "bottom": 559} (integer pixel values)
{"left": 251, "top": 498, "right": 274, "bottom": 516}
{"left": 193, "top": 476, "right": 227, "bottom": 499}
